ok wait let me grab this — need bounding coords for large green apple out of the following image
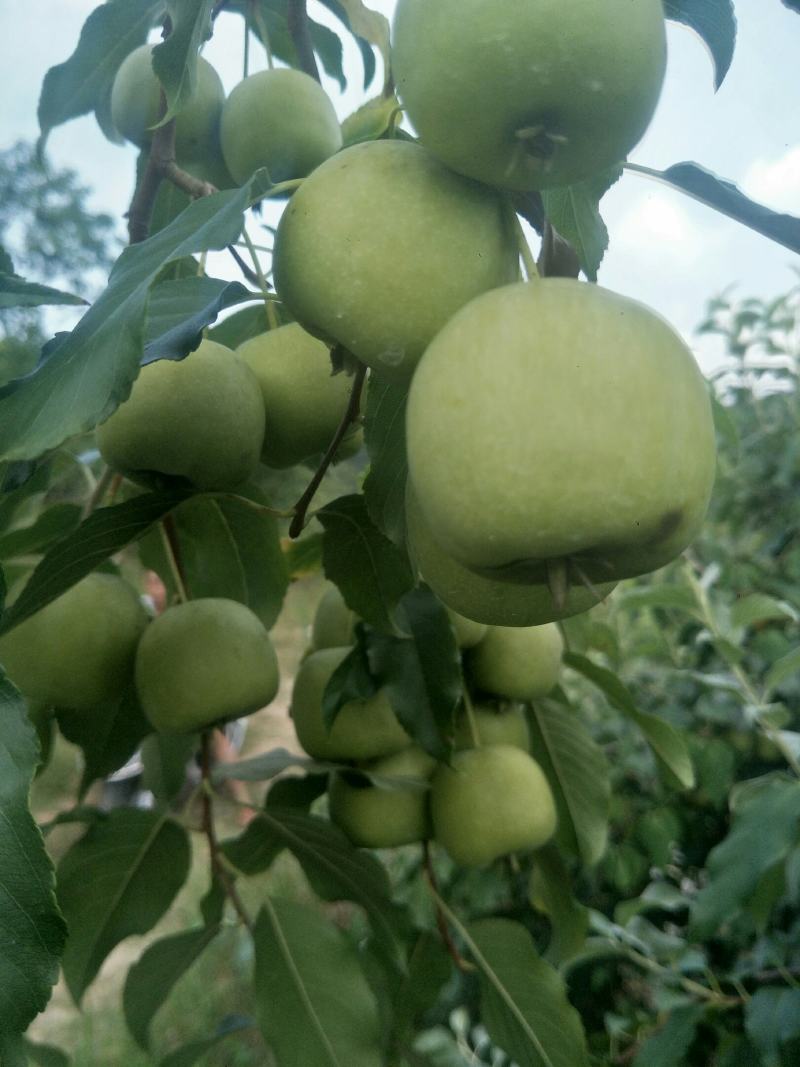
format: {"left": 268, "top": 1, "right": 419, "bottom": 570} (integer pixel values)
{"left": 290, "top": 647, "right": 410, "bottom": 760}
{"left": 392, "top": 0, "right": 666, "bottom": 191}
{"left": 453, "top": 703, "right": 530, "bottom": 752}
{"left": 0, "top": 574, "right": 147, "bottom": 710}
{"left": 407, "top": 280, "right": 716, "bottom": 584}
{"left": 220, "top": 68, "right": 342, "bottom": 186}
{"left": 111, "top": 45, "right": 225, "bottom": 162}
{"left": 469, "top": 625, "right": 563, "bottom": 702}
{"left": 135, "top": 598, "right": 279, "bottom": 734}
{"left": 96, "top": 339, "right": 265, "bottom": 492}
{"left": 329, "top": 746, "right": 436, "bottom": 848}
{"left": 273, "top": 140, "right": 518, "bottom": 377}
{"left": 406, "top": 490, "right": 616, "bottom": 626}
{"left": 237, "top": 324, "right": 352, "bottom": 468}
{"left": 431, "top": 745, "right": 557, "bottom": 866}
{"left": 311, "top": 586, "right": 357, "bottom": 651}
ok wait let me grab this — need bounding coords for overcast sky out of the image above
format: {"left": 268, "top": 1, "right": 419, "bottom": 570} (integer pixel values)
{"left": 2, "top": 0, "right": 799, "bottom": 371}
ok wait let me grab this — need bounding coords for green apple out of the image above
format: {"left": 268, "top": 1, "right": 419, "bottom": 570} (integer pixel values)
{"left": 406, "top": 489, "right": 616, "bottom": 626}
{"left": 290, "top": 647, "right": 410, "bottom": 760}
{"left": 447, "top": 608, "right": 486, "bottom": 650}
{"left": 453, "top": 703, "right": 530, "bottom": 751}
{"left": 469, "top": 625, "right": 563, "bottom": 701}
{"left": 111, "top": 45, "right": 225, "bottom": 162}
{"left": 0, "top": 574, "right": 147, "bottom": 710}
{"left": 311, "top": 586, "right": 357, "bottom": 651}
{"left": 220, "top": 68, "right": 342, "bottom": 186}
{"left": 237, "top": 324, "right": 352, "bottom": 468}
{"left": 273, "top": 139, "right": 518, "bottom": 377}
{"left": 329, "top": 746, "right": 436, "bottom": 848}
{"left": 392, "top": 0, "right": 666, "bottom": 190}
{"left": 135, "top": 598, "right": 279, "bottom": 734}
{"left": 407, "top": 280, "right": 716, "bottom": 583}
{"left": 96, "top": 339, "right": 265, "bottom": 492}
{"left": 431, "top": 745, "right": 556, "bottom": 866}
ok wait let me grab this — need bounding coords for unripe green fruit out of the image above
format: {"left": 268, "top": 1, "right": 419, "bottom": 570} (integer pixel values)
{"left": 237, "top": 325, "right": 352, "bottom": 468}
{"left": 96, "top": 340, "right": 265, "bottom": 492}
{"left": 329, "top": 746, "right": 436, "bottom": 848}
{"left": 135, "top": 598, "right": 279, "bottom": 734}
{"left": 220, "top": 69, "right": 342, "bottom": 186}
{"left": 392, "top": 0, "right": 666, "bottom": 190}
{"left": 274, "top": 140, "right": 518, "bottom": 377}
{"left": 111, "top": 45, "right": 225, "bottom": 161}
{"left": 0, "top": 574, "right": 147, "bottom": 710}
{"left": 406, "top": 490, "right": 615, "bottom": 626}
{"left": 312, "top": 587, "right": 357, "bottom": 651}
{"left": 454, "top": 703, "right": 530, "bottom": 752}
{"left": 431, "top": 745, "right": 557, "bottom": 866}
{"left": 469, "top": 625, "right": 563, "bottom": 701}
{"left": 407, "top": 281, "right": 716, "bottom": 583}
{"left": 447, "top": 608, "right": 486, "bottom": 650}
{"left": 290, "top": 647, "right": 410, "bottom": 760}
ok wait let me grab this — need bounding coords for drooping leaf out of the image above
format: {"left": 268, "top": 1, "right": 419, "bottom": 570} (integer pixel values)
{"left": 745, "top": 987, "right": 800, "bottom": 1066}
{"left": 0, "top": 272, "right": 85, "bottom": 310}
{"left": 0, "top": 674, "right": 67, "bottom": 1036}
{"left": 363, "top": 377, "right": 408, "bottom": 545}
{"left": 158, "top": 1016, "right": 254, "bottom": 1067}
{"left": 540, "top": 166, "right": 622, "bottom": 281}
{"left": 212, "top": 747, "right": 336, "bottom": 785}
{"left": 151, "top": 0, "right": 215, "bottom": 124}
{"left": 632, "top": 1004, "right": 706, "bottom": 1067}
{"left": 143, "top": 277, "right": 256, "bottom": 365}
{"left": 57, "top": 809, "right": 191, "bottom": 1003}
{"left": 730, "top": 592, "right": 798, "bottom": 629}
{"left": 663, "top": 0, "right": 737, "bottom": 89}
{"left": 140, "top": 732, "right": 198, "bottom": 801}
{"left": 0, "top": 504, "right": 82, "bottom": 560}
{"left": 530, "top": 845, "right": 589, "bottom": 965}
{"left": 317, "top": 0, "right": 386, "bottom": 88}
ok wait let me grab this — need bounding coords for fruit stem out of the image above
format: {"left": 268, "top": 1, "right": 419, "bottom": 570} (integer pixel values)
{"left": 508, "top": 203, "right": 540, "bottom": 281}
{"left": 422, "top": 843, "right": 476, "bottom": 974}
{"left": 242, "top": 226, "right": 279, "bottom": 329}
{"left": 159, "top": 515, "right": 190, "bottom": 603}
{"left": 462, "top": 687, "right": 482, "bottom": 748}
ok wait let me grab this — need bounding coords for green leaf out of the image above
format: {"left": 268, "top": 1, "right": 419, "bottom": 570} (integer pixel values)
{"left": 57, "top": 808, "right": 191, "bottom": 1003}
{"left": 530, "top": 845, "right": 589, "bottom": 965}
{"left": 37, "top": 0, "right": 160, "bottom": 147}
{"left": 540, "top": 167, "right": 622, "bottom": 281}
{"left": 391, "top": 933, "right": 452, "bottom": 1041}
{"left": 0, "top": 489, "right": 191, "bottom": 637}
{"left": 140, "top": 733, "right": 198, "bottom": 801}
{"left": 0, "top": 674, "right": 66, "bottom": 1035}
{"left": 322, "top": 632, "right": 379, "bottom": 728}
{"left": 526, "top": 699, "right": 609, "bottom": 866}
{"left": 745, "top": 987, "right": 800, "bottom": 1066}
{"left": 158, "top": 1016, "right": 253, "bottom": 1067}
{"left": 123, "top": 925, "right": 220, "bottom": 1049}
{"left": 317, "top": 0, "right": 385, "bottom": 88}
{"left": 143, "top": 277, "right": 255, "bottom": 364}
{"left": 0, "top": 188, "right": 249, "bottom": 462}
{"left": 690, "top": 778, "right": 800, "bottom": 938}
{"left": 363, "top": 378, "right": 408, "bottom": 545}
{"left": 467, "top": 918, "right": 590, "bottom": 1067}
{"left": 212, "top": 747, "right": 336, "bottom": 785}
{"left": 663, "top": 0, "right": 736, "bottom": 89}
{"left": 730, "top": 593, "right": 798, "bottom": 629}
{"left": 207, "top": 303, "right": 271, "bottom": 349}
{"left": 564, "top": 653, "right": 695, "bottom": 789}
{"left": 632, "top": 1004, "right": 706, "bottom": 1067}
{"left": 765, "top": 646, "right": 800, "bottom": 693}
{"left": 318, "top": 494, "right": 414, "bottom": 634}
{"left": 20, "top": 1039, "right": 71, "bottom": 1067}
{"left": 254, "top": 897, "right": 384, "bottom": 1067}
{"left": 151, "top": 1, "right": 215, "bottom": 124}
{"left": 616, "top": 583, "right": 701, "bottom": 616}
{"left": 0, "top": 504, "right": 82, "bottom": 560}
{"left": 0, "top": 272, "right": 85, "bottom": 310}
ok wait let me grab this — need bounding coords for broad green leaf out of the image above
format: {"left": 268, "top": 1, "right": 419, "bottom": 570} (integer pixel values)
{"left": 363, "top": 378, "right": 408, "bottom": 545}
{"left": 0, "top": 504, "right": 82, "bottom": 560}
{"left": 745, "top": 987, "right": 800, "bottom": 1066}
{"left": 158, "top": 1016, "right": 253, "bottom": 1067}
{"left": 690, "top": 778, "right": 800, "bottom": 938}
{"left": 0, "top": 674, "right": 66, "bottom": 1035}
{"left": 0, "top": 489, "right": 191, "bottom": 637}
{"left": 467, "top": 918, "right": 590, "bottom": 1067}
{"left": 254, "top": 897, "right": 384, "bottom": 1067}
{"left": 266, "top": 774, "right": 328, "bottom": 812}
{"left": 151, "top": 0, "right": 215, "bottom": 124}
{"left": 565, "top": 653, "right": 695, "bottom": 789}
{"left": 140, "top": 733, "right": 197, "bottom": 801}
{"left": 527, "top": 699, "right": 609, "bottom": 866}
{"left": 541, "top": 167, "right": 622, "bottom": 281}
{"left": 765, "top": 646, "right": 800, "bottom": 693}
{"left": 207, "top": 303, "right": 272, "bottom": 349}
{"left": 342, "top": 94, "right": 402, "bottom": 146}
{"left": 632, "top": 1004, "right": 706, "bottom": 1067}
{"left": 663, "top": 0, "right": 736, "bottom": 89}
{"left": 57, "top": 808, "right": 191, "bottom": 1003}
{"left": 730, "top": 592, "right": 798, "bottom": 629}
{"left": 0, "top": 1036, "right": 26, "bottom": 1067}
{"left": 322, "top": 631, "right": 379, "bottom": 728}
{"left": 318, "top": 494, "right": 415, "bottom": 634}
{"left": 391, "top": 933, "right": 452, "bottom": 1041}
{"left": 143, "top": 277, "right": 255, "bottom": 364}
{"left": 0, "top": 273, "right": 85, "bottom": 310}
{"left": 212, "top": 747, "right": 336, "bottom": 785}
{"left": 530, "top": 845, "right": 589, "bottom": 965}
{"left": 123, "top": 925, "right": 220, "bottom": 1049}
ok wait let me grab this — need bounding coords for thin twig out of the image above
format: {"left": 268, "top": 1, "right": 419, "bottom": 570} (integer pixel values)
{"left": 422, "top": 843, "right": 474, "bottom": 974}
{"left": 287, "top": 0, "right": 320, "bottom": 82}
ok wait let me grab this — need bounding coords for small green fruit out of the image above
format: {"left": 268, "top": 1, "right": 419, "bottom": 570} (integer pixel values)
{"left": 96, "top": 340, "right": 265, "bottom": 491}
{"left": 447, "top": 608, "right": 487, "bottom": 650}
{"left": 0, "top": 574, "right": 147, "bottom": 710}
{"left": 329, "top": 746, "right": 436, "bottom": 848}
{"left": 311, "top": 586, "right": 357, "bottom": 651}
{"left": 237, "top": 325, "right": 352, "bottom": 468}
{"left": 135, "top": 598, "right": 279, "bottom": 734}
{"left": 454, "top": 703, "right": 530, "bottom": 751}
{"left": 290, "top": 647, "right": 410, "bottom": 760}
{"left": 274, "top": 139, "right": 518, "bottom": 377}
{"left": 220, "top": 69, "right": 342, "bottom": 185}
{"left": 469, "top": 625, "right": 563, "bottom": 701}
{"left": 431, "top": 745, "right": 556, "bottom": 866}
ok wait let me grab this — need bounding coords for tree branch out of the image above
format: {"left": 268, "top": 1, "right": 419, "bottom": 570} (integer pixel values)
{"left": 422, "top": 844, "right": 474, "bottom": 974}
{"left": 287, "top": 0, "right": 320, "bottom": 82}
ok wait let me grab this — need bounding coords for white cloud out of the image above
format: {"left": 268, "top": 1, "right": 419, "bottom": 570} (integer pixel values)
{"left": 743, "top": 147, "right": 800, "bottom": 213}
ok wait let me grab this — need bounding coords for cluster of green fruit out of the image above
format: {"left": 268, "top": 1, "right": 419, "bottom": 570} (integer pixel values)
{"left": 290, "top": 587, "right": 563, "bottom": 867}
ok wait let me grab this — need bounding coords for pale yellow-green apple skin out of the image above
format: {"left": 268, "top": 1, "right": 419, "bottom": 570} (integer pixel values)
{"left": 454, "top": 703, "right": 530, "bottom": 752}
{"left": 406, "top": 490, "right": 616, "bottom": 627}
{"left": 311, "top": 586, "right": 357, "bottom": 651}
{"left": 446, "top": 608, "right": 487, "bottom": 650}
{"left": 469, "top": 625, "right": 563, "bottom": 702}
{"left": 329, "top": 746, "right": 437, "bottom": 848}
{"left": 220, "top": 68, "right": 342, "bottom": 185}
{"left": 392, "top": 0, "right": 666, "bottom": 191}
{"left": 407, "top": 281, "right": 716, "bottom": 583}
{"left": 431, "top": 745, "right": 557, "bottom": 866}
{"left": 96, "top": 340, "right": 265, "bottom": 492}
{"left": 237, "top": 325, "right": 351, "bottom": 468}
{"left": 0, "top": 574, "right": 147, "bottom": 710}
{"left": 290, "top": 647, "right": 410, "bottom": 760}
{"left": 111, "top": 45, "right": 225, "bottom": 161}
{"left": 273, "top": 140, "right": 518, "bottom": 377}
{"left": 135, "top": 598, "right": 279, "bottom": 734}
